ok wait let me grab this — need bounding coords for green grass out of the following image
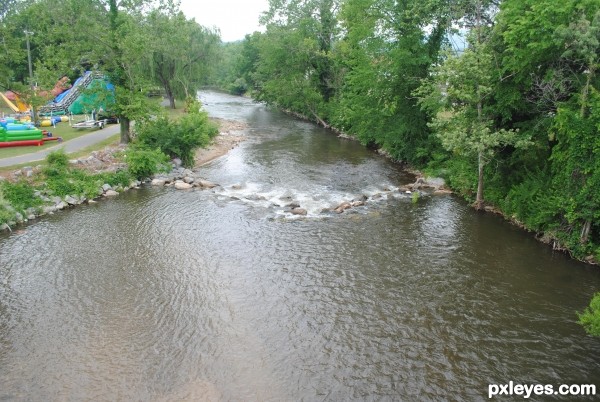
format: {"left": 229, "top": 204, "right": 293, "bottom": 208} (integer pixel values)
{"left": 0, "top": 133, "right": 120, "bottom": 174}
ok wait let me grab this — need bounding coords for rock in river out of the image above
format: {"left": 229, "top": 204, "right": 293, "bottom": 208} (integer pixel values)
{"left": 174, "top": 181, "right": 193, "bottom": 190}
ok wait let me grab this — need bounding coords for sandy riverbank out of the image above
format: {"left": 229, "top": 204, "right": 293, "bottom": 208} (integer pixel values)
{"left": 194, "top": 118, "right": 247, "bottom": 167}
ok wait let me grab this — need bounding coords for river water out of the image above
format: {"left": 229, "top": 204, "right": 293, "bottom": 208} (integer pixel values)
{"left": 1, "top": 91, "right": 599, "bottom": 401}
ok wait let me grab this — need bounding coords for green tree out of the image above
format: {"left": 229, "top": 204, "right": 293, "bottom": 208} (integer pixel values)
{"left": 420, "top": 41, "right": 531, "bottom": 209}
{"left": 146, "top": 11, "right": 220, "bottom": 109}
{"left": 254, "top": 0, "right": 342, "bottom": 123}
{"left": 334, "top": 0, "right": 449, "bottom": 163}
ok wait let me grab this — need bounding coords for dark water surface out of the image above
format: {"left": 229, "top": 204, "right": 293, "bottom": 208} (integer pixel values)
{"left": 1, "top": 91, "right": 599, "bottom": 401}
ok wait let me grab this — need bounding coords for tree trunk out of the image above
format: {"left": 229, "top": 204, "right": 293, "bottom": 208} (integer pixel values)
{"left": 165, "top": 85, "right": 176, "bottom": 109}
{"left": 120, "top": 117, "right": 131, "bottom": 144}
{"left": 580, "top": 219, "right": 592, "bottom": 244}
{"left": 475, "top": 150, "right": 484, "bottom": 210}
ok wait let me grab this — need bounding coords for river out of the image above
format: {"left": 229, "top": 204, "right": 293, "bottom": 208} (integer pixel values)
{"left": 1, "top": 91, "right": 599, "bottom": 401}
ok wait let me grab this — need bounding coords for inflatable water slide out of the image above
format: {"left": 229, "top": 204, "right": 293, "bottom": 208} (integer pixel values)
{"left": 38, "top": 71, "right": 114, "bottom": 116}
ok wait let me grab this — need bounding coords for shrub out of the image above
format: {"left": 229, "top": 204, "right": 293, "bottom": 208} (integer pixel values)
{"left": 579, "top": 292, "right": 600, "bottom": 337}
{"left": 0, "top": 205, "right": 13, "bottom": 225}
{"left": 136, "top": 109, "right": 218, "bottom": 168}
{"left": 124, "top": 146, "right": 170, "bottom": 179}
{"left": 184, "top": 96, "right": 202, "bottom": 113}
{"left": 46, "top": 150, "right": 70, "bottom": 169}
{"left": 101, "top": 169, "right": 133, "bottom": 188}
{"left": 1, "top": 180, "right": 42, "bottom": 213}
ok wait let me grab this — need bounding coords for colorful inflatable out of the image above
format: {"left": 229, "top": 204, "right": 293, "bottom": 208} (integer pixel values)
{"left": 0, "top": 122, "right": 44, "bottom": 147}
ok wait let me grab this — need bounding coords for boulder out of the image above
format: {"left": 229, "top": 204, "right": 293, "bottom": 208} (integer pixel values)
{"left": 183, "top": 176, "right": 195, "bottom": 184}
{"left": 286, "top": 202, "right": 301, "bottom": 209}
{"left": 174, "top": 182, "right": 193, "bottom": 190}
{"left": 102, "top": 183, "right": 113, "bottom": 192}
{"left": 291, "top": 208, "right": 308, "bottom": 216}
{"left": 64, "top": 195, "right": 78, "bottom": 205}
{"left": 104, "top": 190, "right": 119, "bottom": 197}
{"left": 151, "top": 178, "right": 167, "bottom": 186}
{"left": 43, "top": 205, "right": 58, "bottom": 214}
{"left": 197, "top": 180, "right": 218, "bottom": 189}
{"left": 334, "top": 201, "right": 352, "bottom": 214}
{"left": 245, "top": 194, "right": 267, "bottom": 201}
{"left": 56, "top": 201, "right": 68, "bottom": 210}
{"left": 352, "top": 200, "right": 366, "bottom": 207}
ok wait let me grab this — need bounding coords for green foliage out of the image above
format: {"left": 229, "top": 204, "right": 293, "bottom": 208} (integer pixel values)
{"left": 124, "top": 146, "right": 170, "bottom": 179}
{"left": 102, "top": 169, "right": 133, "bottom": 188}
{"left": 146, "top": 11, "right": 221, "bottom": 108}
{"left": 0, "top": 180, "right": 42, "bottom": 213}
{"left": 184, "top": 96, "right": 202, "bottom": 113}
{"left": 46, "top": 150, "right": 70, "bottom": 170}
{"left": 136, "top": 109, "right": 218, "bottom": 167}
{"left": 579, "top": 293, "right": 600, "bottom": 337}
{"left": 45, "top": 174, "right": 99, "bottom": 199}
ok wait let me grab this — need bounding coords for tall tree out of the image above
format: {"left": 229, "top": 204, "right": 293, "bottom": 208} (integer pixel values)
{"left": 418, "top": 0, "right": 532, "bottom": 209}
{"left": 334, "top": 0, "right": 449, "bottom": 163}
{"left": 255, "top": 0, "right": 342, "bottom": 123}
{"left": 146, "top": 11, "right": 220, "bottom": 109}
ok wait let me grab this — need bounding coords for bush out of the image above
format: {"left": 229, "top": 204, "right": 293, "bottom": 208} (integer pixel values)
{"left": 0, "top": 205, "right": 13, "bottom": 225}
{"left": 579, "top": 292, "right": 600, "bottom": 337}
{"left": 136, "top": 109, "right": 218, "bottom": 167}
{"left": 103, "top": 170, "right": 134, "bottom": 187}
{"left": 46, "top": 150, "right": 70, "bottom": 169}
{"left": 1, "top": 180, "right": 42, "bottom": 213}
{"left": 124, "top": 146, "right": 170, "bottom": 179}
{"left": 184, "top": 96, "right": 202, "bottom": 113}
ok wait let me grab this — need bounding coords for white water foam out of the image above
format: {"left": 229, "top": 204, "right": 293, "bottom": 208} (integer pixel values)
{"left": 210, "top": 182, "right": 416, "bottom": 219}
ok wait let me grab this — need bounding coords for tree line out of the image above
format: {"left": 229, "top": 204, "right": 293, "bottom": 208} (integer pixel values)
{"left": 0, "top": 0, "right": 221, "bottom": 142}
{"left": 220, "top": 0, "right": 600, "bottom": 266}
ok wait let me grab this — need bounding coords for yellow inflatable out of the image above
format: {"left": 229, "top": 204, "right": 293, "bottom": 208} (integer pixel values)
{"left": 60, "top": 116, "right": 69, "bottom": 122}
{"left": 40, "top": 120, "right": 52, "bottom": 127}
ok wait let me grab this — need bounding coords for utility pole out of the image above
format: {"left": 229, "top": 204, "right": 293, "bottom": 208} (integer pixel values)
{"left": 24, "top": 30, "right": 35, "bottom": 123}
{"left": 24, "top": 30, "right": 33, "bottom": 86}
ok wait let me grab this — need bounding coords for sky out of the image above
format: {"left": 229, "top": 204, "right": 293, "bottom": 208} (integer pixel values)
{"left": 179, "top": 0, "right": 270, "bottom": 42}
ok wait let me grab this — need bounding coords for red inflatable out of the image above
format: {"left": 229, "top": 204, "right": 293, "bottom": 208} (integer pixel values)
{"left": 0, "top": 140, "right": 43, "bottom": 148}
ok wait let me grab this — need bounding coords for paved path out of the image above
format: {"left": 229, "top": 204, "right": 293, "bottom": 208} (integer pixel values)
{"left": 0, "top": 124, "right": 120, "bottom": 168}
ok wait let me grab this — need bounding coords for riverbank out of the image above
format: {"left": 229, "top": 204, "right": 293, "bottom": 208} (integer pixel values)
{"left": 195, "top": 118, "right": 246, "bottom": 166}
{"left": 0, "top": 118, "right": 246, "bottom": 231}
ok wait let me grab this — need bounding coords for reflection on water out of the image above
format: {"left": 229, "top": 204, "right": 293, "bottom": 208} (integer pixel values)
{"left": 1, "top": 91, "right": 599, "bottom": 401}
